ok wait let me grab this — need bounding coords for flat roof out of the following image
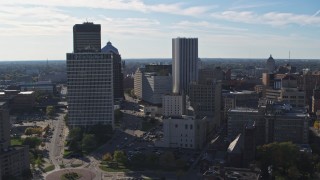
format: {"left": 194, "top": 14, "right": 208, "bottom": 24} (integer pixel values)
{"left": 18, "top": 91, "right": 34, "bottom": 95}
{"left": 229, "top": 108, "right": 258, "bottom": 113}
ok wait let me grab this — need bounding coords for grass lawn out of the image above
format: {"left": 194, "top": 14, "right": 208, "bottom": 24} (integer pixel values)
{"left": 71, "top": 163, "right": 82, "bottom": 168}
{"left": 11, "top": 137, "right": 23, "bottom": 145}
{"left": 99, "top": 163, "right": 129, "bottom": 172}
{"left": 44, "top": 164, "right": 55, "bottom": 172}
{"left": 63, "top": 150, "right": 72, "bottom": 157}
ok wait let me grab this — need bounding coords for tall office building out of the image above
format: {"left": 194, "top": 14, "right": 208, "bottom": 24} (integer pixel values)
{"left": 0, "top": 101, "right": 30, "bottom": 179}
{"left": 67, "top": 23, "right": 114, "bottom": 128}
{"left": 0, "top": 102, "right": 10, "bottom": 150}
{"left": 102, "top": 41, "right": 124, "bottom": 101}
{"left": 172, "top": 37, "right": 198, "bottom": 94}
{"left": 133, "top": 64, "right": 172, "bottom": 105}
{"left": 73, "top": 22, "right": 101, "bottom": 53}
{"left": 266, "top": 55, "right": 275, "bottom": 73}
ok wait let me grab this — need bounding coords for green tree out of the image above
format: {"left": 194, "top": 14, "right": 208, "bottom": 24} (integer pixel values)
{"left": 113, "top": 150, "right": 127, "bottom": 164}
{"left": 146, "top": 153, "right": 159, "bottom": 168}
{"left": 22, "top": 137, "right": 41, "bottom": 149}
{"left": 68, "top": 127, "right": 82, "bottom": 141}
{"left": 102, "top": 153, "right": 113, "bottom": 162}
{"left": 64, "top": 113, "right": 68, "bottom": 122}
{"left": 159, "top": 152, "right": 176, "bottom": 170}
{"left": 25, "top": 127, "right": 42, "bottom": 136}
{"left": 29, "top": 152, "right": 36, "bottom": 168}
{"left": 130, "top": 153, "right": 146, "bottom": 167}
{"left": 114, "top": 109, "right": 123, "bottom": 124}
{"left": 46, "top": 106, "right": 54, "bottom": 116}
{"left": 256, "top": 142, "right": 315, "bottom": 179}
{"left": 67, "top": 127, "right": 82, "bottom": 152}
{"left": 176, "top": 159, "right": 187, "bottom": 169}
{"left": 81, "top": 134, "right": 97, "bottom": 152}
{"left": 88, "top": 124, "right": 112, "bottom": 144}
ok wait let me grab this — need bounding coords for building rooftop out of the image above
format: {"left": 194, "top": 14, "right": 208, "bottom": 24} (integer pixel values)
{"left": 266, "top": 103, "right": 308, "bottom": 117}
{"left": 203, "top": 166, "right": 260, "bottom": 180}
{"left": 101, "top": 41, "right": 119, "bottom": 55}
{"left": 18, "top": 91, "right": 34, "bottom": 95}
{"left": 227, "top": 134, "right": 242, "bottom": 153}
{"left": 0, "top": 101, "right": 6, "bottom": 107}
{"left": 267, "top": 54, "right": 275, "bottom": 63}
{"left": 229, "top": 108, "right": 259, "bottom": 113}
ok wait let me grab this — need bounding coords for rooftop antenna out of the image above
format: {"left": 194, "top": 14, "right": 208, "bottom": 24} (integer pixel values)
{"left": 289, "top": 50, "right": 291, "bottom": 63}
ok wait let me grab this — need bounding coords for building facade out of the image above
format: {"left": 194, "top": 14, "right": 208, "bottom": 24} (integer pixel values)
{"left": 188, "top": 81, "right": 222, "bottom": 126}
{"left": 172, "top": 37, "right": 198, "bottom": 94}
{"left": 67, "top": 23, "right": 114, "bottom": 128}
{"left": 297, "top": 70, "right": 320, "bottom": 107}
{"left": 101, "top": 41, "right": 124, "bottom": 101}
{"left": 0, "top": 101, "right": 30, "bottom": 179}
{"left": 66, "top": 53, "right": 114, "bottom": 127}
{"left": 227, "top": 108, "right": 265, "bottom": 145}
{"left": 73, "top": 22, "right": 101, "bottom": 53}
{"left": 266, "top": 55, "right": 276, "bottom": 73}
{"left": 134, "top": 65, "right": 172, "bottom": 105}
{"left": 134, "top": 68, "right": 144, "bottom": 99}
{"left": 160, "top": 115, "right": 206, "bottom": 149}
{"left": 0, "top": 102, "right": 10, "bottom": 150}
{"left": 143, "top": 73, "right": 172, "bottom": 105}
{"left": 265, "top": 105, "right": 309, "bottom": 144}
{"left": 312, "top": 87, "right": 320, "bottom": 113}
{"left": 162, "top": 94, "right": 185, "bottom": 117}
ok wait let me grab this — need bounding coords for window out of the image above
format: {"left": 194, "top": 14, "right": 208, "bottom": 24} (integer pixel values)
{"left": 185, "top": 124, "right": 188, "bottom": 129}
{"left": 185, "top": 144, "right": 188, "bottom": 147}
{"left": 175, "top": 124, "right": 178, "bottom": 128}
{"left": 190, "top": 125, "right": 193, "bottom": 130}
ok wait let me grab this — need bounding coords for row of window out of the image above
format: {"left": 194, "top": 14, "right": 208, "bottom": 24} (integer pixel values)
{"left": 175, "top": 124, "right": 194, "bottom": 130}
{"left": 180, "top": 144, "right": 193, "bottom": 148}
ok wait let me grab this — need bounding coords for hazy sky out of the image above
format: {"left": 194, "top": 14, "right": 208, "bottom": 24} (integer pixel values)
{"left": 0, "top": 0, "right": 320, "bottom": 60}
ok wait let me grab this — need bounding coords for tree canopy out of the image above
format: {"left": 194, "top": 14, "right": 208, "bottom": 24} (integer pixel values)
{"left": 257, "top": 142, "right": 316, "bottom": 179}
{"left": 81, "top": 134, "right": 96, "bottom": 152}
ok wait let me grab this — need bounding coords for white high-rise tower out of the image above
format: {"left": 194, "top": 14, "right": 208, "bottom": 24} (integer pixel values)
{"left": 172, "top": 37, "right": 198, "bottom": 94}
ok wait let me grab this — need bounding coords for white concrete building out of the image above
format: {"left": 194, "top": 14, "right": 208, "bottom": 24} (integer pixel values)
{"left": 143, "top": 72, "right": 172, "bottom": 105}
{"left": 134, "top": 68, "right": 144, "bottom": 99}
{"left": 157, "top": 115, "right": 206, "bottom": 149}
{"left": 134, "top": 67, "right": 172, "bottom": 105}
{"left": 172, "top": 37, "right": 198, "bottom": 94}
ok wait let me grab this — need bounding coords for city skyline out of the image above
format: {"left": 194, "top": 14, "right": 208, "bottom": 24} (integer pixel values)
{"left": 0, "top": 0, "right": 320, "bottom": 60}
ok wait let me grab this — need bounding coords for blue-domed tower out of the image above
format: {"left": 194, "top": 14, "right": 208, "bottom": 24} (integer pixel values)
{"left": 102, "top": 41, "right": 124, "bottom": 101}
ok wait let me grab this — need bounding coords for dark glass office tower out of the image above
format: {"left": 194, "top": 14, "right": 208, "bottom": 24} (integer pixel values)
{"left": 102, "top": 41, "right": 124, "bottom": 101}
{"left": 73, "top": 22, "right": 101, "bottom": 53}
{"left": 67, "top": 23, "right": 114, "bottom": 128}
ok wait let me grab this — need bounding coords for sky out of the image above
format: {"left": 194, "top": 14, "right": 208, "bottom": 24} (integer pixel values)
{"left": 0, "top": 0, "right": 320, "bottom": 60}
